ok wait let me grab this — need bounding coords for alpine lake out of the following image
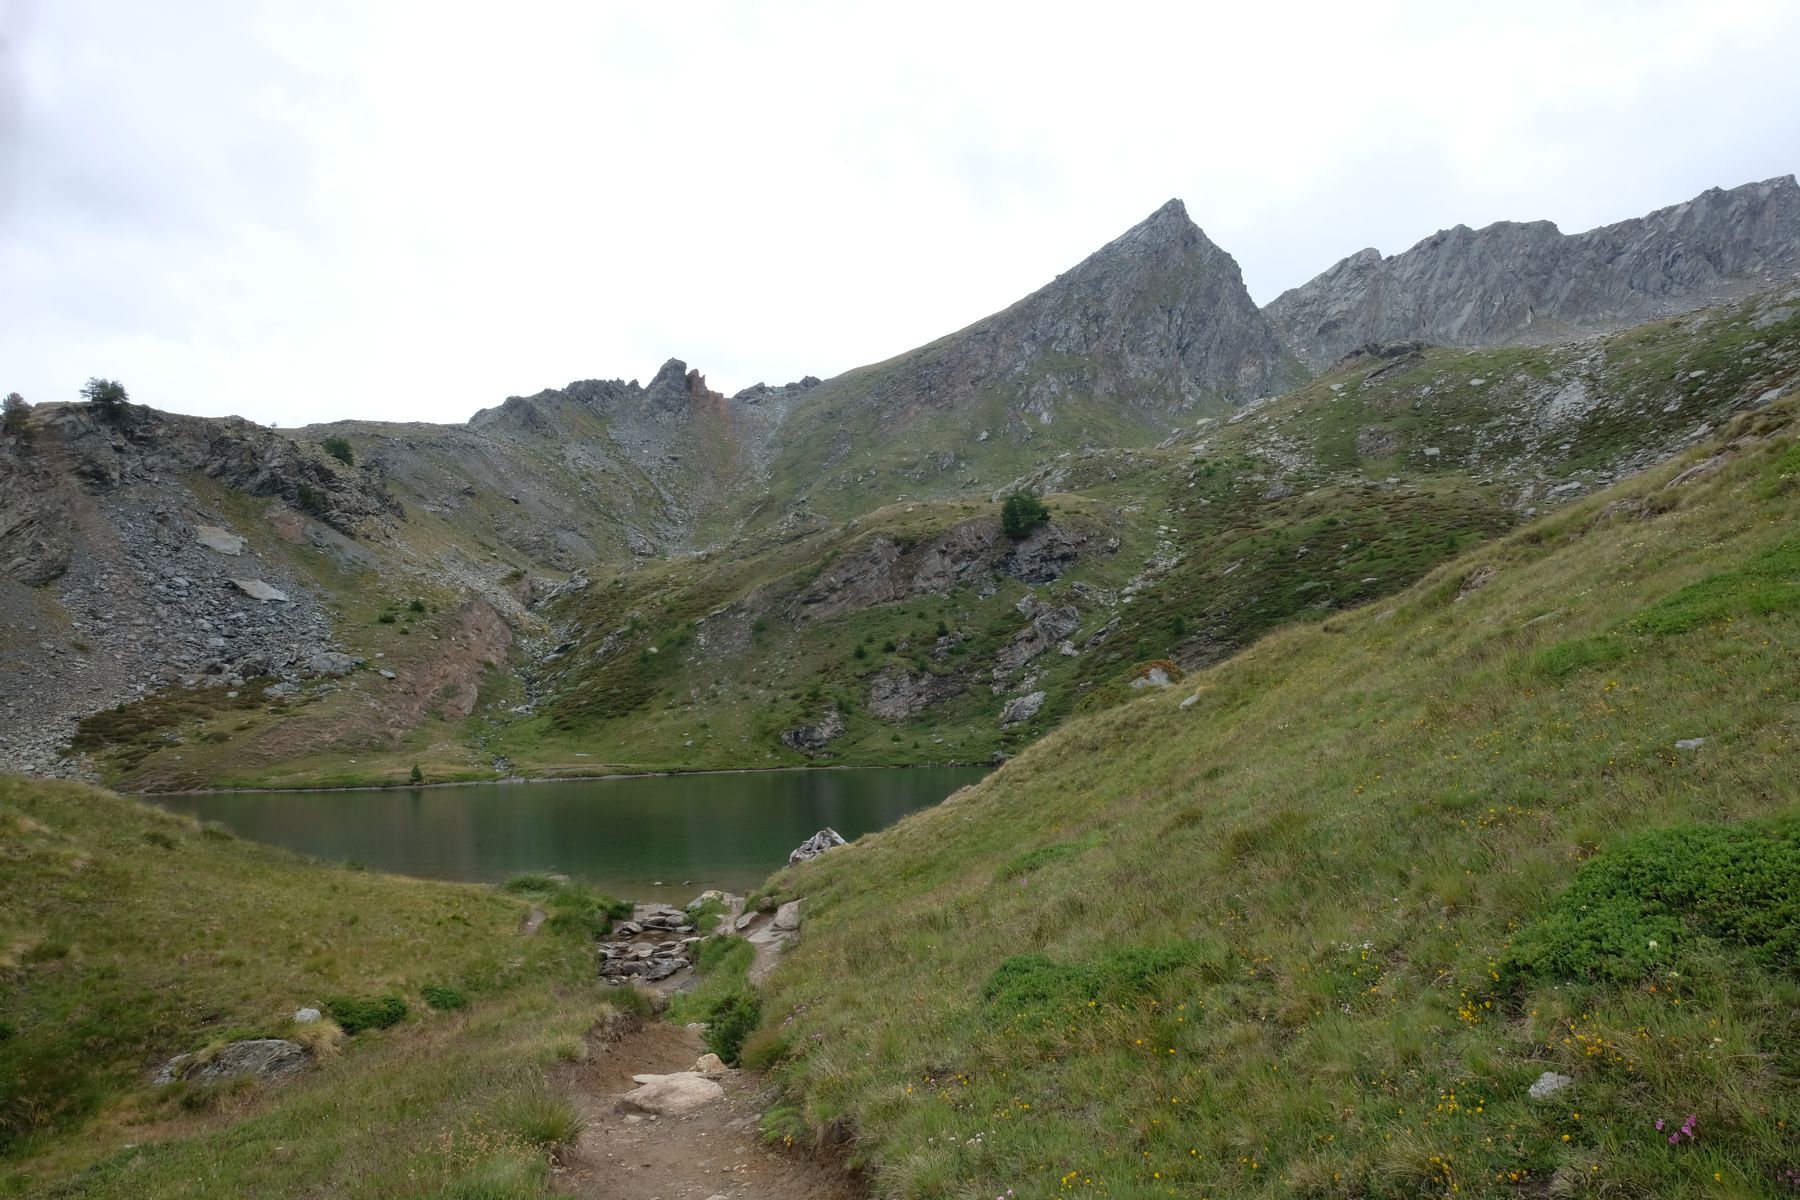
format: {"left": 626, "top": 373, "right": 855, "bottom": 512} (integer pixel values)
{"left": 154, "top": 766, "right": 987, "bottom": 903}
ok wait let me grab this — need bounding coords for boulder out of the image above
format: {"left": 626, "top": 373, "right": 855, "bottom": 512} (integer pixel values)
{"left": 771, "top": 899, "right": 803, "bottom": 932}
{"left": 1528, "top": 1071, "right": 1574, "bottom": 1101}
{"left": 155, "top": 1038, "right": 308, "bottom": 1087}
{"left": 788, "top": 828, "right": 846, "bottom": 865}
{"left": 619, "top": 1071, "right": 724, "bottom": 1116}
{"left": 1130, "top": 666, "right": 1172, "bottom": 688}
{"left": 292, "top": 1007, "right": 321, "bottom": 1024}
{"left": 1000, "top": 690, "right": 1047, "bottom": 726}
{"left": 304, "top": 651, "right": 357, "bottom": 677}
{"left": 229, "top": 578, "right": 290, "bottom": 602}
{"left": 693, "top": 1052, "right": 725, "bottom": 1075}
{"left": 195, "top": 525, "right": 245, "bottom": 555}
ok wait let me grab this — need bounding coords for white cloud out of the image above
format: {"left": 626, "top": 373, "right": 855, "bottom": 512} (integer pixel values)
{"left": 2, "top": 0, "right": 1796, "bottom": 426}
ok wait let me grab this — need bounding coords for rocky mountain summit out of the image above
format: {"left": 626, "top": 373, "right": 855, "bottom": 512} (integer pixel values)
{"left": 1265, "top": 175, "right": 1800, "bottom": 369}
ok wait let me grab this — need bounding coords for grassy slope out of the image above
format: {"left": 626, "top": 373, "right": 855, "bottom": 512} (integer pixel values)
{"left": 0, "top": 777, "right": 625, "bottom": 1197}
{"left": 750, "top": 396, "right": 1800, "bottom": 1197}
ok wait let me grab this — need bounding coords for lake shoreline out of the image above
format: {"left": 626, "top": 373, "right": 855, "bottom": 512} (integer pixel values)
{"left": 133, "top": 758, "right": 992, "bottom": 798}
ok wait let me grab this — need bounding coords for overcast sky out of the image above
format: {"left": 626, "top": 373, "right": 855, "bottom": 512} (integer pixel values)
{"left": 3, "top": 1, "right": 1797, "bottom": 428}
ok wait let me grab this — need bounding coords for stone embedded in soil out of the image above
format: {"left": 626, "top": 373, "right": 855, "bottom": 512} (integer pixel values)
{"left": 619, "top": 1071, "right": 725, "bottom": 1116}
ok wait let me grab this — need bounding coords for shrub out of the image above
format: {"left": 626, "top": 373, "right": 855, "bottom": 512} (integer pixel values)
{"left": 1502, "top": 820, "right": 1800, "bottom": 986}
{"left": 408, "top": 764, "right": 424, "bottom": 785}
{"left": 408, "top": 598, "right": 426, "bottom": 613}
{"left": 378, "top": 611, "right": 396, "bottom": 624}
{"left": 325, "top": 994, "right": 408, "bottom": 1034}
{"left": 982, "top": 943, "right": 1209, "bottom": 1023}
{"left": 1, "top": 392, "right": 28, "bottom": 440}
{"left": 1000, "top": 489, "right": 1049, "bottom": 539}
{"left": 320, "top": 435, "right": 354, "bottom": 466}
{"left": 421, "top": 983, "right": 469, "bottom": 1011}
{"left": 703, "top": 987, "right": 761, "bottom": 1066}
{"left": 295, "top": 483, "right": 327, "bottom": 516}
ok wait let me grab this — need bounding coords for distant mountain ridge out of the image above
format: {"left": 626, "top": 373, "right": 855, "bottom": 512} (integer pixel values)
{"left": 1263, "top": 174, "right": 1800, "bottom": 369}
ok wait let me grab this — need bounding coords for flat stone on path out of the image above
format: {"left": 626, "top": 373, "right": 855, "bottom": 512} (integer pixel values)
{"left": 619, "top": 1071, "right": 725, "bottom": 1116}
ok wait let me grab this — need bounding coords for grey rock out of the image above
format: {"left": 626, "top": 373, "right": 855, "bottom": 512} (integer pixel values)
{"left": 780, "top": 707, "right": 844, "bottom": 754}
{"left": 1675, "top": 737, "right": 1706, "bottom": 751}
{"left": 994, "top": 605, "right": 1081, "bottom": 680}
{"left": 1528, "top": 1071, "right": 1574, "bottom": 1101}
{"left": 1130, "top": 666, "right": 1172, "bottom": 689}
{"left": 771, "top": 899, "right": 803, "bottom": 932}
{"left": 1179, "top": 693, "right": 1200, "bottom": 709}
{"left": 195, "top": 525, "right": 245, "bottom": 555}
{"left": 619, "top": 1071, "right": 724, "bottom": 1116}
{"left": 304, "top": 651, "right": 357, "bottom": 677}
{"left": 292, "top": 1007, "right": 321, "bottom": 1024}
{"left": 229, "top": 578, "right": 290, "bottom": 603}
{"left": 999, "top": 521, "right": 1081, "bottom": 584}
{"left": 788, "top": 827, "right": 846, "bottom": 865}
{"left": 155, "top": 1038, "right": 308, "bottom": 1087}
{"left": 866, "top": 665, "right": 962, "bottom": 721}
{"left": 1000, "top": 690, "right": 1047, "bottom": 726}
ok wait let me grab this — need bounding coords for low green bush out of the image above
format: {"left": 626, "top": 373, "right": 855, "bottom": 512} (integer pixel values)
{"left": 982, "top": 942, "right": 1210, "bottom": 1023}
{"left": 421, "top": 983, "right": 469, "bottom": 1011}
{"left": 703, "top": 988, "right": 761, "bottom": 1066}
{"left": 1502, "top": 819, "right": 1800, "bottom": 985}
{"left": 325, "top": 994, "right": 408, "bottom": 1034}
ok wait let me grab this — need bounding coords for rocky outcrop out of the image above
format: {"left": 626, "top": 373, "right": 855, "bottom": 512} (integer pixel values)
{"left": 788, "top": 828, "right": 846, "bottom": 865}
{"left": 1000, "top": 690, "right": 1047, "bottom": 726}
{"left": 993, "top": 602, "right": 1081, "bottom": 681}
{"left": 999, "top": 520, "right": 1082, "bottom": 584}
{"left": 866, "top": 665, "right": 964, "bottom": 721}
{"left": 1265, "top": 176, "right": 1800, "bottom": 370}
{"left": 780, "top": 707, "right": 844, "bottom": 754}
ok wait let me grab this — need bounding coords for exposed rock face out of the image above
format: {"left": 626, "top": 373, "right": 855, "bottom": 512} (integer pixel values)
{"left": 1265, "top": 176, "right": 1800, "bottom": 370}
{"left": 780, "top": 707, "right": 844, "bottom": 753}
{"left": 993, "top": 604, "right": 1081, "bottom": 681}
{"left": 866, "top": 665, "right": 964, "bottom": 721}
{"left": 999, "top": 521, "right": 1081, "bottom": 583}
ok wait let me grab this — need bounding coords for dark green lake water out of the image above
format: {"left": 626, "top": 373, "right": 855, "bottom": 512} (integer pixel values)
{"left": 154, "top": 767, "right": 985, "bottom": 903}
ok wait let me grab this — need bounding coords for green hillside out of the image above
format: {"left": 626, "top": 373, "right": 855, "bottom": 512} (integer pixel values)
{"left": 0, "top": 776, "right": 628, "bottom": 1196}
{"left": 743, "top": 392, "right": 1800, "bottom": 1197}
{"left": 488, "top": 291, "right": 1798, "bottom": 782}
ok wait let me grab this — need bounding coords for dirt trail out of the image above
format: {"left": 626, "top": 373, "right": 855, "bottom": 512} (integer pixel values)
{"left": 558, "top": 1021, "right": 856, "bottom": 1200}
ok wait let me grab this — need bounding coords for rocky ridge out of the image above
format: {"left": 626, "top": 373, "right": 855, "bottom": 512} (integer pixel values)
{"left": 1265, "top": 175, "right": 1800, "bottom": 370}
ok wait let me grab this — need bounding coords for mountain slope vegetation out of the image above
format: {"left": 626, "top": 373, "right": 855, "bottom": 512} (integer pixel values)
{"left": 744, "top": 392, "right": 1800, "bottom": 1197}
{"left": 0, "top": 775, "right": 629, "bottom": 1197}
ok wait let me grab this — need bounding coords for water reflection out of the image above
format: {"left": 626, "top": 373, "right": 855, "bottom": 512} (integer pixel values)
{"left": 156, "top": 767, "right": 984, "bottom": 902}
